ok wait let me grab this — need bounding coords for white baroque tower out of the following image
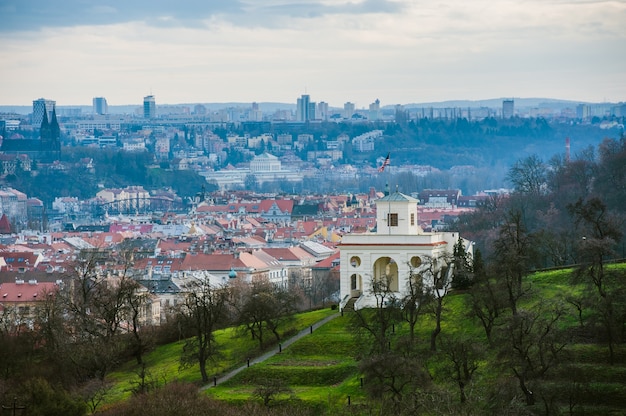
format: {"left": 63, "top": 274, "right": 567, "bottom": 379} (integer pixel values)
{"left": 339, "top": 190, "right": 472, "bottom": 310}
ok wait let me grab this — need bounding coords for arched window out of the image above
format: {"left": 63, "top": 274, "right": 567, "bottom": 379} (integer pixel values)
{"left": 373, "top": 257, "right": 399, "bottom": 292}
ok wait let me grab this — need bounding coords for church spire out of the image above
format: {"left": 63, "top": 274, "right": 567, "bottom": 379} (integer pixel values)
{"left": 40, "top": 106, "right": 51, "bottom": 143}
{"left": 50, "top": 105, "right": 61, "bottom": 153}
{"left": 50, "top": 105, "right": 60, "bottom": 141}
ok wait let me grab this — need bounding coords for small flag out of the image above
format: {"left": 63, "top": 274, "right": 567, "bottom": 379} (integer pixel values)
{"left": 378, "top": 153, "right": 390, "bottom": 172}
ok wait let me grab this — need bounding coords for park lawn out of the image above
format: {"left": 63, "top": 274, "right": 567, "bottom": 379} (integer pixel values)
{"left": 104, "top": 308, "right": 336, "bottom": 406}
{"left": 206, "top": 314, "right": 364, "bottom": 406}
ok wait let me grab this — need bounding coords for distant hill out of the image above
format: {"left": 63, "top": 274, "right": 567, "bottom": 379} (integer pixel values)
{"left": 395, "top": 97, "right": 589, "bottom": 110}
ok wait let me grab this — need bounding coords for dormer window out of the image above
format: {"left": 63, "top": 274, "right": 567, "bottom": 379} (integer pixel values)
{"left": 410, "top": 213, "right": 415, "bottom": 226}
{"left": 387, "top": 213, "right": 398, "bottom": 227}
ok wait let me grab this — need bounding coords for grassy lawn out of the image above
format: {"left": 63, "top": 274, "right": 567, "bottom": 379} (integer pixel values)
{"left": 206, "top": 314, "right": 365, "bottom": 407}
{"left": 104, "top": 308, "right": 337, "bottom": 406}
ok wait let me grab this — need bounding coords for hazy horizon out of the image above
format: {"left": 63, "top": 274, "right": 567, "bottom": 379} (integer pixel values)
{"left": 0, "top": 97, "right": 614, "bottom": 115}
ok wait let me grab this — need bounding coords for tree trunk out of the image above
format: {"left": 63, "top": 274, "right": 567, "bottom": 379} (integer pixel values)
{"left": 458, "top": 381, "right": 466, "bottom": 404}
{"left": 199, "top": 353, "right": 208, "bottom": 383}
{"left": 515, "top": 373, "right": 535, "bottom": 406}
{"left": 430, "top": 299, "right": 443, "bottom": 352}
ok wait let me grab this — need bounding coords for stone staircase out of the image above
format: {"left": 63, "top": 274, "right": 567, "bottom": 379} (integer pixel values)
{"left": 342, "top": 297, "right": 358, "bottom": 312}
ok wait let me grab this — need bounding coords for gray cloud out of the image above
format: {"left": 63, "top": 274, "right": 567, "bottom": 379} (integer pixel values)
{"left": 252, "top": 0, "right": 403, "bottom": 18}
{"left": 0, "top": 0, "right": 245, "bottom": 32}
{"left": 0, "top": 0, "right": 403, "bottom": 32}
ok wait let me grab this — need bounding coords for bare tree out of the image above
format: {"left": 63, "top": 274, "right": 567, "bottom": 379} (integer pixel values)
{"left": 350, "top": 273, "right": 400, "bottom": 355}
{"left": 438, "top": 334, "right": 482, "bottom": 404}
{"left": 233, "top": 279, "right": 297, "bottom": 350}
{"left": 569, "top": 197, "right": 625, "bottom": 364}
{"left": 79, "top": 378, "right": 111, "bottom": 415}
{"left": 58, "top": 249, "right": 150, "bottom": 381}
{"left": 467, "top": 267, "right": 506, "bottom": 346}
{"left": 496, "top": 301, "right": 568, "bottom": 406}
{"left": 493, "top": 210, "right": 535, "bottom": 315}
{"left": 178, "top": 275, "right": 229, "bottom": 383}
{"left": 569, "top": 197, "right": 623, "bottom": 297}
{"left": 507, "top": 154, "right": 547, "bottom": 197}
{"left": 358, "top": 351, "right": 431, "bottom": 404}
{"left": 252, "top": 378, "right": 293, "bottom": 407}
{"left": 399, "top": 266, "right": 430, "bottom": 348}
{"left": 421, "top": 254, "right": 453, "bottom": 352}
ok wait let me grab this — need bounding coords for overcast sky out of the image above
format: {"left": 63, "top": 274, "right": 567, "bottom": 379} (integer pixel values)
{"left": 1, "top": 0, "right": 624, "bottom": 108}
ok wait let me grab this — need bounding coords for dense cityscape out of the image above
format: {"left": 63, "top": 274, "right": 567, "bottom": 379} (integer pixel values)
{"left": 0, "top": 92, "right": 624, "bottom": 414}
{"left": 1, "top": 0, "right": 625, "bottom": 412}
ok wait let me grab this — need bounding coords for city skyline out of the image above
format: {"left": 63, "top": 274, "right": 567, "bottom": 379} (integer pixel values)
{"left": 1, "top": 1, "right": 624, "bottom": 107}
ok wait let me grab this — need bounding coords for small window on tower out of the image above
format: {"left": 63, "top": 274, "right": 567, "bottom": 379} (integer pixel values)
{"left": 410, "top": 213, "right": 415, "bottom": 226}
{"left": 387, "top": 213, "right": 398, "bottom": 227}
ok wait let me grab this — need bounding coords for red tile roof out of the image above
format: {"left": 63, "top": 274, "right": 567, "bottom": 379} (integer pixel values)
{"left": 181, "top": 253, "right": 244, "bottom": 272}
{"left": 258, "top": 199, "right": 294, "bottom": 214}
{"left": 312, "top": 252, "right": 340, "bottom": 269}
{"left": 0, "top": 281, "right": 58, "bottom": 304}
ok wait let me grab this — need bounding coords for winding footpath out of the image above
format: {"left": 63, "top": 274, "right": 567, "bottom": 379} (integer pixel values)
{"left": 200, "top": 312, "right": 340, "bottom": 391}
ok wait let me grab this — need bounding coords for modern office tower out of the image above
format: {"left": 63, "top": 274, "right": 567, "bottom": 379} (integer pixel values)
{"left": 32, "top": 98, "right": 56, "bottom": 126}
{"left": 296, "top": 94, "right": 310, "bottom": 121}
{"left": 143, "top": 95, "right": 156, "bottom": 119}
{"left": 502, "top": 99, "right": 514, "bottom": 118}
{"left": 343, "top": 102, "right": 355, "bottom": 119}
{"left": 317, "top": 101, "right": 329, "bottom": 121}
{"left": 369, "top": 99, "right": 381, "bottom": 121}
{"left": 308, "top": 102, "right": 317, "bottom": 121}
{"left": 93, "top": 97, "right": 108, "bottom": 115}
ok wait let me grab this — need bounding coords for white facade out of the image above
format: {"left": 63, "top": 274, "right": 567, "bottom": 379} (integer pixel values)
{"left": 351, "top": 130, "right": 382, "bottom": 152}
{"left": 339, "top": 191, "right": 471, "bottom": 310}
{"left": 343, "top": 102, "right": 355, "bottom": 119}
{"left": 250, "top": 152, "right": 281, "bottom": 172}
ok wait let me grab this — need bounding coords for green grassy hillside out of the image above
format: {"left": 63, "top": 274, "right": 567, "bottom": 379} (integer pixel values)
{"left": 103, "top": 265, "right": 626, "bottom": 415}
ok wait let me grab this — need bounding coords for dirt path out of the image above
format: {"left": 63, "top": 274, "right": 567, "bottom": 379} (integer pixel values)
{"left": 200, "top": 312, "right": 340, "bottom": 390}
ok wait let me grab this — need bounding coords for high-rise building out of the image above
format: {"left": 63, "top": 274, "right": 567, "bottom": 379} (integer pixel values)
{"left": 369, "top": 99, "right": 381, "bottom": 121}
{"left": 308, "top": 102, "right": 316, "bottom": 121}
{"left": 576, "top": 104, "right": 591, "bottom": 119}
{"left": 317, "top": 101, "right": 329, "bottom": 121}
{"left": 502, "top": 99, "right": 514, "bottom": 118}
{"left": 32, "top": 98, "right": 56, "bottom": 126}
{"left": 143, "top": 95, "right": 156, "bottom": 119}
{"left": 93, "top": 97, "right": 108, "bottom": 115}
{"left": 296, "top": 94, "right": 310, "bottom": 122}
{"left": 250, "top": 102, "right": 263, "bottom": 121}
{"left": 343, "top": 102, "right": 355, "bottom": 119}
